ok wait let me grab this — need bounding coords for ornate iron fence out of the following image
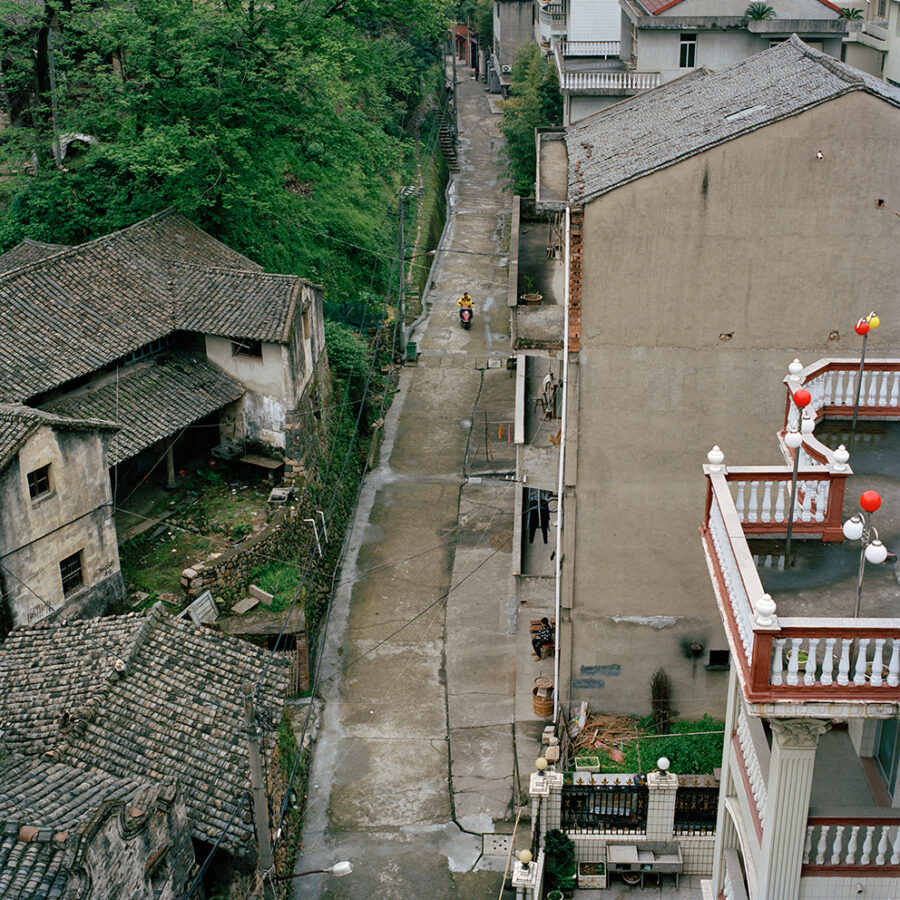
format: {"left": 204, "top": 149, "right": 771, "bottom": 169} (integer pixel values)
{"left": 561, "top": 784, "right": 648, "bottom": 834}
{"left": 673, "top": 786, "right": 719, "bottom": 834}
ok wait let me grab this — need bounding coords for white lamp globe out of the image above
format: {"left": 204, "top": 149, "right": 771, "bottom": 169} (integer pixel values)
{"left": 328, "top": 861, "right": 353, "bottom": 877}
{"left": 518, "top": 850, "right": 533, "bottom": 866}
{"left": 657, "top": 757, "right": 670, "bottom": 772}
{"left": 843, "top": 516, "right": 864, "bottom": 541}
{"left": 785, "top": 430, "right": 802, "bottom": 449}
{"left": 866, "top": 540, "right": 888, "bottom": 565}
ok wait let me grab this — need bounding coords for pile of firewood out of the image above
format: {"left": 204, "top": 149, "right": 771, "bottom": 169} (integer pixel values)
{"left": 572, "top": 713, "right": 647, "bottom": 763}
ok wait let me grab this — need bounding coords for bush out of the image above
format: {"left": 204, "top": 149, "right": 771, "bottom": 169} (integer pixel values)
{"left": 544, "top": 828, "right": 576, "bottom": 892}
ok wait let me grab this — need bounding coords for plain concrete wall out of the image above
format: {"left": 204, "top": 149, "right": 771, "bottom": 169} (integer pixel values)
{"left": 568, "top": 91, "right": 900, "bottom": 716}
{"left": 569, "top": 0, "right": 622, "bottom": 41}
{"left": 494, "top": 0, "right": 534, "bottom": 69}
{"left": 882, "top": 0, "right": 900, "bottom": 84}
{"left": 569, "top": 94, "right": 622, "bottom": 123}
{"left": 0, "top": 424, "right": 123, "bottom": 626}
{"left": 843, "top": 40, "right": 886, "bottom": 77}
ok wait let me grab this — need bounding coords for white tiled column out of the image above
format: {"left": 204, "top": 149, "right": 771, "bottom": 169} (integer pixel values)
{"left": 646, "top": 770, "right": 678, "bottom": 840}
{"left": 757, "top": 718, "right": 830, "bottom": 900}
{"left": 530, "top": 769, "right": 564, "bottom": 833}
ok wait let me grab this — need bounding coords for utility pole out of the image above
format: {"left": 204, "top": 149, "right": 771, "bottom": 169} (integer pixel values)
{"left": 243, "top": 682, "right": 276, "bottom": 900}
{"left": 46, "top": 15, "right": 62, "bottom": 167}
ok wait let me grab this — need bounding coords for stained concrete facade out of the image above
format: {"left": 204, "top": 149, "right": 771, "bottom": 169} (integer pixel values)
{"left": 0, "top": 423, "right": 124, "bottom": 630}
{"left": 561, "top": 90, "right": 900, "bottom": 715}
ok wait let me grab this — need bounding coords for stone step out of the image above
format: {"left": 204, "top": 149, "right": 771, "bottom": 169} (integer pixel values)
{"left": 232, "top": 596, "right": 259, "bottom": 615}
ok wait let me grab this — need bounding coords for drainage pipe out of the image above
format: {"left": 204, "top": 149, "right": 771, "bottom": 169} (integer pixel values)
{"left": 553, "top": 205, "right": 570, "bottom": 724}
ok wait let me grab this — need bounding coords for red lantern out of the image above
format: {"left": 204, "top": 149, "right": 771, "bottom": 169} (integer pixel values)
{"left": 860, "top": 490, "right": 882, "bottom": 513}
{"left": 793, "top": 389, "right": 812, "bottom": 408}
{"left": 855, "top": 318, "right": 870, "bottom": 336}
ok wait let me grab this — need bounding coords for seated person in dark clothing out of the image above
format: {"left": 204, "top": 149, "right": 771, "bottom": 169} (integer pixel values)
{"left": 532, "top": 617, "right": 554, "bottom": 659}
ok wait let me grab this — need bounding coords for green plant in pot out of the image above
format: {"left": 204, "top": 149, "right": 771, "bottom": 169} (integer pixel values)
{"left": 544, "top": 829, "right": 577, "bottom": 897}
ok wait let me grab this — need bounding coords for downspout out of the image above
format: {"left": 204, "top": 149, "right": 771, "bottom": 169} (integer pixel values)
{"left": 553, "top": 205, "right": 570, "bottom": 724}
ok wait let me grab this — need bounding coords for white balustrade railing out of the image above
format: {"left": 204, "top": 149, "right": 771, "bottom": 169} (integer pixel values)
{"left": 561, "top": 71, "right": 660, "bottom": 91}
{"left": 769, "top": 628, "right": 900, "bottom": 689}
{"left": 731, "top": 477, "right": 829, "bottom": 526}
{"left": 706, "top": 491, "right": 757, "bottom": 664}
{"left": 804, "top": 820, "right": 900, "bottom": 869}
{"left": 723, "top": 848, "right": 750, "bottom": 900}
{"left": 561, "top": 40, "right": 620, "bottom": 57}
{"left": 736, "top": 708, "right": 768, "bottom": 827}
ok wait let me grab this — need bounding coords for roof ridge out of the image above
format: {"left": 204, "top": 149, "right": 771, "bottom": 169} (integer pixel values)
{"left": 168, "top": 260, "right": 299, "bottom": 278}
{"left": 790, "top": 33, "right": 865, "bottom": 85}
{"left": 0, "top": 401, "right": 119, "bottom": 432}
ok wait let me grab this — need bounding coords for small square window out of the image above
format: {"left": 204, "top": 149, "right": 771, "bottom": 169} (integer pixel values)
{"left": 680, "top": 33, "right": 697, "bottom": 68}
{"left": 27, "top": 464, "right": 52, "bottom": 500}
{"left": 232, "top": 339, "right": 263, "bottom": 358}
{"left": 60, "top": 552, "right": 83, "bottom": 597}
{"left": 706, "top": 649, "right": 730, "bottom": 670}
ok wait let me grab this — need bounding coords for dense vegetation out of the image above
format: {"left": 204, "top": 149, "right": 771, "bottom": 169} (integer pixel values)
{"left": 500, "top": 41, "right": 563, "bottom": 195}
{"left": 0, "top": 0, "right": 449, "bottom": 301}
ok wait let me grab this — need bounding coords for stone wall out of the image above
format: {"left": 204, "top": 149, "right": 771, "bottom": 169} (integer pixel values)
{"left": 283, "top": 348, "right": 332, "bottom": 487}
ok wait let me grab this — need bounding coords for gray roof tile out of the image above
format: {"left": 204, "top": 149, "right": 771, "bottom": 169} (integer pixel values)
{"left": 567, "top": 37, "right": 900, "bottom": 204}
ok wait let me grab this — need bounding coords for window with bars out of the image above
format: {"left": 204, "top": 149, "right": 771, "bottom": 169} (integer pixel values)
{"left": 27, "top": 464, "right": 52, "bottom": 500}
{"left": 60, "top": 552, "right": 84, "bottom": 596}
{"left": 232, "top": 338, "right": 263, "bottom": 358}
{"left": 679, "top": 33, "right": 697, "bottom": 68}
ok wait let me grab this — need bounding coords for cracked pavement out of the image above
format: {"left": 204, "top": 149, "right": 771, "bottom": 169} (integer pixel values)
{"left": 293, "top": 63, "right": 525, "bottom": 899}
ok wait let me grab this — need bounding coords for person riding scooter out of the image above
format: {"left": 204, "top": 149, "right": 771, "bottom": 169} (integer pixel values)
{"left": 457, "top": 292, "right": 474, "bottom": 330}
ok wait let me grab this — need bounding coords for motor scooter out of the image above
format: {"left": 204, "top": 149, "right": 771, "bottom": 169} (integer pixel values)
{"left": 459, "top": 306, "right": 473, "bottom": 330}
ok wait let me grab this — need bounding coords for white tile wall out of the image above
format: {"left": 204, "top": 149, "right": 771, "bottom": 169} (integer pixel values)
{"left": 568, "top": 0, "right": 621, "bottom": 42}
{"left": 566, "top": 833, "right": 715, "bottom": 875}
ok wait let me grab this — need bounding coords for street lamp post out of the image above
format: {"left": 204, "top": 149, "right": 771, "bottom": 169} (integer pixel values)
{"left": 784, "top": 388, "right": 814, "bottom": 559}
{"left": 852, "top": 311, "right": 880, "bottom": 435}
{"left": 843, "top": 490, "right": 890, "bottom": 618}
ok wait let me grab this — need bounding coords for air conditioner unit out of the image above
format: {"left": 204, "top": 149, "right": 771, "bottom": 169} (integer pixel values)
{"left": 501, "top": 64, "right": 512, "bottom": 73}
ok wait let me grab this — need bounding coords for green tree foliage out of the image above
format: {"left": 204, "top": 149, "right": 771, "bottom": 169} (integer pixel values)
{"left": 0, "top": 0, "right": 448, "bottom": 300}
{"left": 838, "top": 6, "right": 864, "bottom": 16}
{"left": 324, "top": 319, "right": 372, "bottom": 407}
{"left": 459, "top": 0, "right": 493, "bottom": 45}
{"left": 499, "top": 42, "right": 562, "bottom": 196}
{"left": 744, "top": 2, "right": 777, "bottom": 18}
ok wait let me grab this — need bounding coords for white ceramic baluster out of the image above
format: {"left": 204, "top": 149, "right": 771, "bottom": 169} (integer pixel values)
{"left": 861, "top": 825, "right": 875, "bottom": 865}
{"left": 771, "top": 638, "right": 786, "bottom": 685}
{"left": 879, "top": 371, "right": 889, "bottom": 407}
{"left": 845, "top": 372, "right": 856, "bottom": 406}
{"left": 816, "top": 826, "right": 829, "bottom": 864}
{"left": 805, "top": 638, "right": 819, "bottom": 686}
{"left": 774, "top": 481, "right": 786, "bottom": 522}
{"left": 846, "top": 825, "right": 860, "bottom": 864}
{"left": 735, "top": 481, "right": 745, "bottom": 521}
{"left": 815, "top": 480, "right": 827, "bottom": 523}
{"left": 877, "top": 826, "right": 890, "bottom": 864}
{"left": 824, "top": 371, "right": 834, "bottom": 405}
{"left": 801, "top": 481, "right": 813, "bottom": 522}
{"left": 835, "top": 370, "right": 846, "bottom": 406}
{"left": 838, "top": 638, "right": 852, "bottom": 685}
{"left": 821, "top": 637, "right": 837, "bottom": 685}
{"left": 891, "top": 372, "right": 899, "bottom": 408}
{"left": 787, "top": 637, "right": 802, "bottom": 685}
{"left": 871, "top": 638, "right": 886, "bottom": 686}
{"left": 891, "top": 825, "right": 900, "bottom": 864}
{"left": 831, "top": 825, "right": 845, "bottom": 865}
{"left": 888, "top": 639, "right": 900, "bottom": 688}
{"left": 748, "top": 481, "right": 759, "bottom": 523}
{"left": 804, "top": 826, "right": 814, "bottom": 864}
{"left": 854, "top": 638, "right": 870, "bottom": 685}
{"left": 761, "top": 482, "right": 772, "bottom": 522}
{"left": 868, "top": 371, "right": 878, "bottom": 406}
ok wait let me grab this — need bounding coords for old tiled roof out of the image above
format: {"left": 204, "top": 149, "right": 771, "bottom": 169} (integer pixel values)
{"left": 173, "top": 264, "right": 302, "bottom": 343}
{"left": 42, "top": 353, "right": 245, "bottom": 466}
{"left": 0, "top": 604, "right": 289, "bottom": 857}
{"left": 0, "top": 402, "right": 118, "bottom": 472}
{"left": 0, "top": 756, "right": 173, "bottom": 900}
{"left": 567, "top": 36, "right": 900, "bottom": 204}
{"left": 0, "top": 238, "right": 70, "bottom": 274}
{"left": 0, "top": 209, "right": 312, "bottom": 402}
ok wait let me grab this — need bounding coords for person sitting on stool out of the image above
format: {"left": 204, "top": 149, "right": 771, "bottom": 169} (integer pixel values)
{"left": 532, "top": 618, "right": 554, "bottom": 660}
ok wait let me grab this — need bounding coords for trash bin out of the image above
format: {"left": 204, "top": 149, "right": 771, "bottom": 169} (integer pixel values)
{"left": 532, "top": 676, "right": 554, "bottom": 717}
{"left": 405, "top": 341, "right": 418, "bottom": 364}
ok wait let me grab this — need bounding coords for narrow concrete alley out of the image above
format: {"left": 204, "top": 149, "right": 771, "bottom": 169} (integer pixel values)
{"left": 294, "top": 65, "right": 526, "bottom": 898}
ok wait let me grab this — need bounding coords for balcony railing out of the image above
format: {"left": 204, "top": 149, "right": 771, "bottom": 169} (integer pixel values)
{"left": 723, "top": 848, "right": 750, "bottom": 900}
{"left": 803, "top": 817, "right": 900, "bottom": 873}
{"left": 560, "top": 70, "right": 660, "bottom": 91}
{"left": 701, "top": 358, "right": 900, "bottom": 707}
{"left": 560, "top": 40, "right": 620, "bottom": 57}
{"left": 539, "top": 3, "right": 566, "bottom": 28}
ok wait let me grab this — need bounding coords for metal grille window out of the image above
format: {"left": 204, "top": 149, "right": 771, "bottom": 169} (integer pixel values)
{"left": 27, "top": 464, "right": 52, "bottom": 499}
{"left": 679, "top": 33, "right": 697, "bottom": 68}
{"left": 673, "top": 786, "right": 719, "bottom": 834}
{"left": 60, "top": 552, "right": 84, "bottom": 597}
{"left": 561, "top": 784, "right": 649, "bottom": 834}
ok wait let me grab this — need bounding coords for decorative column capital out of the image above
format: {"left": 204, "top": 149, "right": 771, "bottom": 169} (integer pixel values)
{"left": 770, "top": 718, "right": 831, "bottom": 750}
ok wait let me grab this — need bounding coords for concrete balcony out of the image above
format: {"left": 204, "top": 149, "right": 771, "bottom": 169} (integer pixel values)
{"left": 701, "top": 359, "right": 900, "bottom": 717}
{"left": 560, "top": 40, "right": 620, "bottom": 57}
{"left": 560, "top": 69, "right": 660, "bottom": 93}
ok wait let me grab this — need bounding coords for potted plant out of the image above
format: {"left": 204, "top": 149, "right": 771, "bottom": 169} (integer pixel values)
{"left": 577, "top": 861, "right": 607, "bottom": 888}
{"left": 544, "top": 829, "right": 577, "bottom": 898}
{"left": 574, "top": 755, "right": 600, "bottom": 772}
